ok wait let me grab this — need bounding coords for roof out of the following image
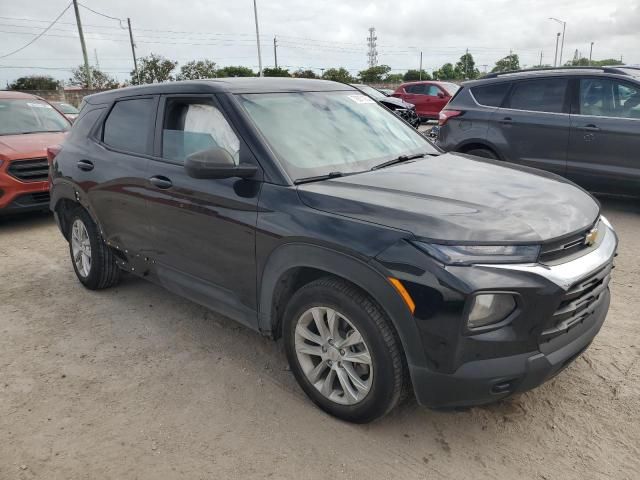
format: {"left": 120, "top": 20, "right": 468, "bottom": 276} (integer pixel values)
{"left": 0, "top": 90, "right": 42, "bottom": 100}
{"left": 85, "top": 78, "right": 355, "bottom": 104}
{"left": 465, "top": 66, "right": 640, "bottom": 86}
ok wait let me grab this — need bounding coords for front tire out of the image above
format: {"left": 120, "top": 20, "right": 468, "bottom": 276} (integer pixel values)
{"left": 283, "top": 277, "right": 405, "bottom": 423}
{"left": 68, "top": 207, "right": 121, "bottom": 290}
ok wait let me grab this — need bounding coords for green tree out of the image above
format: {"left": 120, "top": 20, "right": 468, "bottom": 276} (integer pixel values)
{"left": 403, "top": 69, "right": 431, "bottom": 81}
{"left": 358, "top": 65, "right": 391, "bottom": 83}
{"left": 321, "top": 67, "right": 354, "bottom": 83}
{"left": 263, "top": 67, "right": 291, "bottom": 77}
{"left": 131, "top": 54, "right": 178, "bottom": 84}
{"left": 433, "top": 63, "right": 457, "bottom": 80}
{"left": 217, "top": 66, "right": 256, "bottom": 77}
{"left": 565, "top": 57, "right": 624, "bottom": 67}
{"left": 454, "top": 53, "right": 480, "bottom": 80}
{"left": 491, "top": 53, "right": 520, "bottom": 73}
{"left": 176, "top": 60, "right": 217, "bottom": 80}
{"left": 384, "top": 73, "right": 404, "bottom": 83}
{"left": 292, "top": 69, "right": 317, "bottom": 78}
{"left": 8, "top": 75, "right": 60, "bottom": 90}
{"left": 68, "top": 65, "right": 119, "bottom": 89}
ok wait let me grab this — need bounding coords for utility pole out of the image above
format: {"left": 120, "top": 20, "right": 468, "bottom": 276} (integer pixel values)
{"left": 273, "top": 36, "right": 278, "bottom": 69}
{"left": 94, "top": 48, "right": 100, "bottom": 71}
{"left": 72, "top": 0, "right": 92, "bottom": 88}
{"left": 539, "top": 50, "right": 543, "bottom": 67}
{"left": 127, "top": 18, "right": 139, "bottom": 83}
{"left": 589, "top": 42, "right": 594, "bottom": 65}
{"left": 419, "top": 51, "right": 423, "bottom": 80}
{"left": 464, "top": 48, "right": 469, "bottom": 79}
{"left": 253, "top": 0, "right": 263, "bottom": 76}
{"left": 553, "top": 32, "right": 561, "bottom": 67}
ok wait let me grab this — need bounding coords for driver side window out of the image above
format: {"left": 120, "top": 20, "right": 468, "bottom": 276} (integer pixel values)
{"left": 579, "top": 79, "right": 640, "bottom": 119}
{"left": 161, "top": 98, "right": 240, "bottom": 164}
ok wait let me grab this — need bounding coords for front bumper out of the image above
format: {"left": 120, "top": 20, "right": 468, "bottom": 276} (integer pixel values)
{"left": 411, "top": 288, "right": 609, "bottom": 407}
{"left": 0, "top": 164, "right": 49, "bottom": 213}
{"left": 376, "top": 219, "right": 618, "bottom": 408}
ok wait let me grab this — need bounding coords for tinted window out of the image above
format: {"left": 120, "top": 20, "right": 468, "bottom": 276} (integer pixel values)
{"left": 103, "top": 98, "right": 155, "bottom": 155}
{"left": 161, "top": 98, "right": 240, "bottom": 165}
{"left": 68, "top": 107, "right": 105, "bottom": 141}
{"left": 406, "top": 84, "right": 426, "bottom": 94}
{"left": 508, "top": 79, "right": 568, "bottom": 113}
{"left": 579, "top": 78, "right": 640, "bottom": 119}
{"left": 471, "top": 83, "right": 511, "bottom": 107}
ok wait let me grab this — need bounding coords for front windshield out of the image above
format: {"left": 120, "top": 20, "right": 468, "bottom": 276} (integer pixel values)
{"left": 0, "top": 99, "right": 70, "bottom": 135}
{"left": 237, "top": 91, "right": 437, "bottom": 181}
{"left": 352, "top": 84, "right": 386, "bottom": 101}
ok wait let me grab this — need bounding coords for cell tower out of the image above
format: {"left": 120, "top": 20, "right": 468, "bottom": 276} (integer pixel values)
{"left": 367, "top": 27, "right": 378, "bottom": 68}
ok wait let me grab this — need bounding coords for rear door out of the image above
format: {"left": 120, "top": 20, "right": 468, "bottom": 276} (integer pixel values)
{"left": 492, "top": 77, "right": 570, "bottom": 176}
{"left": 425, "top": 84, "right": 448, "bottom": 117}
{"left": 567, "top": 77, "right": 640, "bottom": 194}
{"left": 87, "top": 96, "right": 158, "bottom": 252}
{"left": 145, "top": 94, "right": 262, "bottom": 328}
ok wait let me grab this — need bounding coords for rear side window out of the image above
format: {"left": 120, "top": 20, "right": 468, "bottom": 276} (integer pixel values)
{"left": 103, "top": 97, "right": 155, "bottom": 155}
{"left": 68, "top": 107, "right": 105, "bottom": 141}
{"left": 406, "top": 84, "right": 426, "bottom": 94}
{"left": 471, "top": 83, "right": 511, "bottom": 107}
{"left": 508, "top": 78, "right": 568, "bottom": 113}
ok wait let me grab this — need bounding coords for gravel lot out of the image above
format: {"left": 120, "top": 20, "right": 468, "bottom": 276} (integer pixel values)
{"left": 1, "top": 196, "right": 638, "bottom": 480}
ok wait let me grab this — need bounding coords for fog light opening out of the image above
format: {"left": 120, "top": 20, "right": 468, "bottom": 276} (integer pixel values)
{"left": 467, "top": 293, "right": 517, "bottom": 330}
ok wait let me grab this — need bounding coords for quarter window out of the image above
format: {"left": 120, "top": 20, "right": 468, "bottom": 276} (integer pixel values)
{"left": 471, "top": 83, "right": 511, "bottom": 107}
{"left": 508, "top": 78, "right": 568, "bottom": 113}
{"left": 103, "top": 98, "right": 155, "bottom": 155}
{"left": 161, "top": 98, "right": 240, "bottom": 164}
{"left": 579, "top": 78, "right": 640, "bottom": 119}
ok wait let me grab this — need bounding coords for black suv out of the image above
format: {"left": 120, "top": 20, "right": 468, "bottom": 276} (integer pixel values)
{"left": 50, "top": 78, "right": 617, "bottom": 423}
{"left": 437, "top": 66, "right": 640, "bottom": 195}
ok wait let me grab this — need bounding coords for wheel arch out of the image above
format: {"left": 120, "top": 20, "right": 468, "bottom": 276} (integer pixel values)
{"left": 456, "top": 140, "right": 503, "bottom": 160}
{"left": 258, "top": 243, "right": 428, "bottom": 367}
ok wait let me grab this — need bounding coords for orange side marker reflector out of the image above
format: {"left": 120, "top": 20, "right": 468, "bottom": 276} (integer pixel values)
{"left": 388, "top": 277, "right": 416, "bottom": 314}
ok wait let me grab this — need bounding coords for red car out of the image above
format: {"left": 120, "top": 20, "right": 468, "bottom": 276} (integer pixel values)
{"left": 0, "top": 91, "right": 70, "bottom": 215}
{"left": 392, "top": 81, "right": 460, "bottom": 120}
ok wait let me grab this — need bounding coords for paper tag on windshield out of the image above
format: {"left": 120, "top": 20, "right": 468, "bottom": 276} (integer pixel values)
{"left": 347, "top": 95, "right": 375, "bottom": 104}
{"left": 27, "top": 102, "right": 52, "bottom": 108}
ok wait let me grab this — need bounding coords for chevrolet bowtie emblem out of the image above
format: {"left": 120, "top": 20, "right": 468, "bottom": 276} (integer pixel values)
{"left": 585, "top": 227, "right": 599, "bottom": 247}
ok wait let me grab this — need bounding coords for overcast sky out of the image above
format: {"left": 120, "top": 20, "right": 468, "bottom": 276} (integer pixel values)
{"left": 0, "top": 0, "right": 638, "bottom": 86}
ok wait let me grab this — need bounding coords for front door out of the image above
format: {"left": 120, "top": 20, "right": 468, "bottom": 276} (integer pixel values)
{"left": 424, "top": 84, "right": 448, "bottom": 118}
{"left": 567, "top": 77, "right": 640, "bottom": 194}
{"left": 491, "top": 77, "right": 570, "bottom": 176}
{"left": 145, "top": 94, "right": 262, "bottom": 328}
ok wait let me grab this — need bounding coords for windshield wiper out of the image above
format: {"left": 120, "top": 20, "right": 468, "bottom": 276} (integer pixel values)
{"left": 371, "top": 152, "right": 428, "bottom": 170}
{"left": 294, "top": 171, "right": 346, "bottom": 185}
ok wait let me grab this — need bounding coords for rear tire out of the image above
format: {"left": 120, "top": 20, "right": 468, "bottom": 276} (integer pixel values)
{"left": 283, "top": 276, "right": 405, "bottom": 423}
{"left": 68, "top": 207, "right": 121, "bottom": 290}
{"left": 465, "top": 148, "right": 498, "bottom": 160}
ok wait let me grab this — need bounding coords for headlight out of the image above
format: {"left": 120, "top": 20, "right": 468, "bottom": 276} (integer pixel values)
{"left": 414, "top": 242, "right": 540, "bottom": 265}
{"left": 467, "top": 293, "right": 517, "bottom": 329}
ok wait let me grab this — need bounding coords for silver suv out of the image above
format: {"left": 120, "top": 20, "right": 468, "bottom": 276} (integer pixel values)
{"left": 436, "top": 66, "right": 640, "bottom": 195}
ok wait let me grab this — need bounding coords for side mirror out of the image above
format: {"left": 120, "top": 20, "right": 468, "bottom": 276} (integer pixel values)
{"left": 437, "top": 92, "right": 445, "bottom": 99}
{"left": 184, "top": 147, "right": 257, "bottom": 179}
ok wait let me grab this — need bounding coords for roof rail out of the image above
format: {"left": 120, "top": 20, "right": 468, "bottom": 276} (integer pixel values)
{"left": 482, "top": 66, "right": 633, "bottom": 79}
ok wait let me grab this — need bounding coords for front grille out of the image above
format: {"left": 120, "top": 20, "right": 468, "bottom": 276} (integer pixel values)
{"left": 541, "top": 262, "right": 613, "bottom": 341}
{"left": 539, "top": 220, "right": 600, "bottom": 264}
{"left": 7, "top": 158, "right": 49, "bottom": 182}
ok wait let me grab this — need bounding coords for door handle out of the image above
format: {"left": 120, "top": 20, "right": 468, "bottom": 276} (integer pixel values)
{"left": 149, "top": 175, "right": 173, "bottom": 189}
{"left": 581, "top": 124, "right": 600, "bottom": 132}
{"left": 77, "top": 160, "right": 94, "bottom": 171}
{"left": 500, "top": 117, "right": 513, "bottom": 125}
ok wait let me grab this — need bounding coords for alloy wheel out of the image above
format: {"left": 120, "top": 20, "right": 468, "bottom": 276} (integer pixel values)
{"left": 71, "top": 218, "right": 92, "bottom": 278}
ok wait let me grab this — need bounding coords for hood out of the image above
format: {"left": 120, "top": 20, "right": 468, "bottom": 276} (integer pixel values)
{"left": 379, "top": 96, "right": 414, "bottom": 110}
{"left": 0, "top": 132, "right": 67, "bottom": 161}
{"left": 297, "top": 153, "right": 600, "bottom": 243}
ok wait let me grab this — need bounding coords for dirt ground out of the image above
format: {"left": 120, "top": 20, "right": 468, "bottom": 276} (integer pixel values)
{"left": 1, "top": 196, "right": 638, "bottom": 480}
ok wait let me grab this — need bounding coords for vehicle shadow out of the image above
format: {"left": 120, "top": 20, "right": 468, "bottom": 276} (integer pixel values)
{"left": 0, "top": 210, "right": 54, "bottom": 231}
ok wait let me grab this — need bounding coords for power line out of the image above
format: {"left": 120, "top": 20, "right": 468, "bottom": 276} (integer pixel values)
{"left": 0, "top": 2, "right": 72, "bottom": 59}
{"left": 77, "top": 2, "right": 126, "bottom": 29}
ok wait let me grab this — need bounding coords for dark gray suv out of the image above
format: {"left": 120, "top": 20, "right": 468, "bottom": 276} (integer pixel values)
{"left": 437, "top": 66, "right": 640, "bottom": 195}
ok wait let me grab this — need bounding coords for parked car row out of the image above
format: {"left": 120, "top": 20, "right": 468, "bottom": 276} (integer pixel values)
{"left": 44, "top": 77, "right": 617, "bottom": 423}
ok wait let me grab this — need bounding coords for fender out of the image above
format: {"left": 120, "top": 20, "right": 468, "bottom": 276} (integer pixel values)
{"left": 258, "top": 242, "right": 429, "bottom": 368}
{"left": 50, "top": 176, "right": 104, "bottom": 238}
